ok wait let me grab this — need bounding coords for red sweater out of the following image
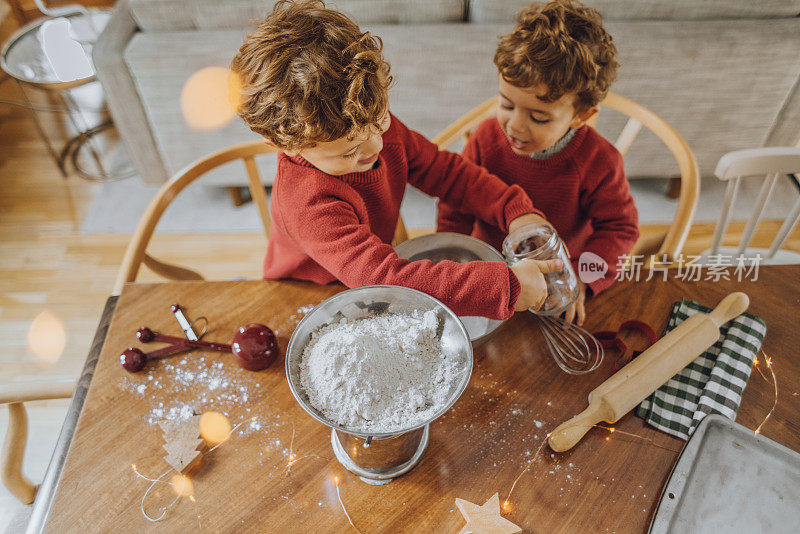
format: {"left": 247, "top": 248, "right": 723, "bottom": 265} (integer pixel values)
{"left": 437, "top": 119, "right": 639, "bottom": 295}
{"left": 263, "top": 114, "right": 541, "bottom": 320}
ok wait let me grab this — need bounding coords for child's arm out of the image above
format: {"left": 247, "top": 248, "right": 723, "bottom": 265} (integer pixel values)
{"left": 577, "top": 150, "right": 640, "bottom": 295}
{"left": 436, "top": 196, "right": 477, "bottom": 235}
{"left": 399, "top": 121, "right": 544, "bottom": 233}
{"left": 280, "top": 192, "right": 554, "bottom": 320}
{"left": 435, "top": 133, "right": 481, "bottom": 235}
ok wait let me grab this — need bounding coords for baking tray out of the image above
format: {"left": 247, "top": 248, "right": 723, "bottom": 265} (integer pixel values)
{"left": 650, "top": 414, "right": 800, "bottom": 533}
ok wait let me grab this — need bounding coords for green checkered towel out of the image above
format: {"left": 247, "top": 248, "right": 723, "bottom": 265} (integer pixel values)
{"left": 636, "top": 299, "right": 767, "bottom": 440}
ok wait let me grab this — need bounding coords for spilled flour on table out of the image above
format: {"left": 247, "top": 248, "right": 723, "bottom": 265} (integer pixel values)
{"left": 121, "top": 357, "right": 269, "bottom": 436}
{"left": 300, "top": 310, "right": 464, "bottom": 433}
{"left": 120, "top": 302, "right": 322, "bottom": 431}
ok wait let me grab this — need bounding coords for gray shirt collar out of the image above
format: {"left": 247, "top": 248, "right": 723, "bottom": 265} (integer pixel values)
{"left": 528, "top": 128, "right": 578, "bottom": 160}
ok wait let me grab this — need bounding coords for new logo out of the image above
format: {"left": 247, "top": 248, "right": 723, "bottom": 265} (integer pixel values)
{"left": 578, "top": 252, "right": 608, "bottom": 283}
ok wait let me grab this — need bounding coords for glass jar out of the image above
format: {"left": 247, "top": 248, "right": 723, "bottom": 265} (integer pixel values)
{"left": 502, "top": 222, "right": 579, "bottom": 316}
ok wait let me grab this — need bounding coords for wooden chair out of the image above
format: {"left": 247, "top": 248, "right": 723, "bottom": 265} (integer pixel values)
{"left": 113, "top": 140, "right": 409, "bottom": 295}
{"left": 1, "top": 378, "right": 76, "bottom": 504}
{"left": 0, "top": 141, "right": 276, "bottom": 508}
{"left": 703, "top": 147, "right": 800, "bottom": 264}
{"left": 113, "top": 140, "right": 274, "bottom": 295}
{"left": 432, "top": 93, "right": 700, "bottom": 262}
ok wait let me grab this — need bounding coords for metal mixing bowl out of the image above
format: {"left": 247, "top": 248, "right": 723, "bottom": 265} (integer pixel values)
{"left": 285, "top": 284, "right": 473, "bottom": 440}
{"left": 394, "top": 232, "right": 508, "bottom": 346}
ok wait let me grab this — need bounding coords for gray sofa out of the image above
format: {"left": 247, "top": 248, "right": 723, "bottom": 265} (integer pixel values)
{"left": 94, "top": 0, "right": 800, "bottom": 188}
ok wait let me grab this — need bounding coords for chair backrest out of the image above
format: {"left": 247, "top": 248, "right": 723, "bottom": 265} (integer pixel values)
{"left": 710, "top": 147, "right": 800, "bottom": 260}
{"left": 432, "top": 93, "right": 700, "bottom": 261}
{"left": 113, "top": 140, "right": 275, "bottom": 295}
{"left": 113, "top": 141, "right": 410, "bottom": 295}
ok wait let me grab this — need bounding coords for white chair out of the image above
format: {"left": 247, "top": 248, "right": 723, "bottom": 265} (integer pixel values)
{"left": 702, "top": 147, "right": 800, "bottom": 265}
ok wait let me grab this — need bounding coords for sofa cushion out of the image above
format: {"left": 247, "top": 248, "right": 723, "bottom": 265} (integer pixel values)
{"left": 470, "top": 0, "right": 800, "bottom": 23}
{"left": 125, "top": 18, "right": 800, "bottom": 185}
{"left": 128, "top": 0, "right": 466, "bottom": 32}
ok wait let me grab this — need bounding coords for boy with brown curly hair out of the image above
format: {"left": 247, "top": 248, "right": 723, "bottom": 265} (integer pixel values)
{"left": 437, "top": 0, "right": 640, "bottom": 325}
{"left": 232, "top": 0, "right": 562, "bottom": 320}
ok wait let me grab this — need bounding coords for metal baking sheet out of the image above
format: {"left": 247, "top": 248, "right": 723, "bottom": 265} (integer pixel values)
{"left": 650, "top": 414, "right": 800, "bottom": 534}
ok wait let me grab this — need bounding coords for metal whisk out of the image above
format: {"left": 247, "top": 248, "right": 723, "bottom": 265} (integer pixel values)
{"left": 538, "top": 316, "right": 604, "bottom": 375}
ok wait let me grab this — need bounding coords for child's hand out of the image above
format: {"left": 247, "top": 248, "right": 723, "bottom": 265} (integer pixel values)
{"left": 511, "top": 258, "right": 563, "bottom": 311}
{"left": 563, "top": 280, "right": 587, "bottom": 326}
{"left": 508, "top": 212, "right": 549, "bottom": 233}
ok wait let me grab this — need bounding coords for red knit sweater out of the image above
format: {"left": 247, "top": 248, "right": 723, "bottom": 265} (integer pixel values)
{"left": 437, "top": 119, "right": 639, "bottom": 295}
{"left": 263, "top": 114, "right": 541, "bottom": 320}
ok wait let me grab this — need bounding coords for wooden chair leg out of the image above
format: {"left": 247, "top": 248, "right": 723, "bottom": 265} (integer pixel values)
{"left": 666, "top": 177, "right": 682, "bottom": 199}
{"left": 632, "top": 231, "right": 667, "bottom": 259}
{"left": 2, "top": 403, "right": 37, "bottom": 505}
{"left": 392, "top": 216, "right": 409, "bottom": 247}
{"left": 227, "top": 186, "right": 246, "bottom": 207}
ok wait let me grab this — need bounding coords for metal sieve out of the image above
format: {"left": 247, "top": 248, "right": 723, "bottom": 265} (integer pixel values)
{"left": 285, "top": 285, "right": 473, "bottom": 484}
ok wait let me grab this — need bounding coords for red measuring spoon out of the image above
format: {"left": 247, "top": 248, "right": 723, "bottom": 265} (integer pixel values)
{"left": 121, "top": 324, "right": 279, "bottom": 372}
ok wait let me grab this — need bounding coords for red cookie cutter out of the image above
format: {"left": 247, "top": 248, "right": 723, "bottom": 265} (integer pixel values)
{"left": 593, "top": 320, "right": 657, "bottom": 371}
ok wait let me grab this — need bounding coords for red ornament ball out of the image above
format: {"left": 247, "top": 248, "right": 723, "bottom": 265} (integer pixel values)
{"left": 135, "top": 326, "right": 155, "bottom": 342}
{"left": 231, "top": 323, "right": 279, "bottom": 371}
{"left": 120, "top": 347, "right": 147, "bottom": 372}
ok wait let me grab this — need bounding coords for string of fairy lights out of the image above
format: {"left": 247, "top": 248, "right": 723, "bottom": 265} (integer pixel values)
{"left": 281, "top": 422, "right": 326, "bottom": 477}
{"left": 752, "top": 351, "right": 778, "bottom": 436}
{"left": 503, "top": 349, "right": 780, "bottom": 512}
{"left": 132, "top": 417, "right": 250, "bottom": 521}
{"left": 131, "top": 415, "right": 340, "bottom": 523}
{"left": 130, "top": 349, "right": 779, "bottom": 529}
{"left": 334, "top": 475, "right": 362, "bottom": 534}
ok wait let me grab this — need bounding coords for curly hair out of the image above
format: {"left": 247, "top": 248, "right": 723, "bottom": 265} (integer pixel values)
{"left": 494, "top": 0, "right": 619, "bottom": 112}
{"left": 231, "top": 0, "right": 392, "bottom": 150}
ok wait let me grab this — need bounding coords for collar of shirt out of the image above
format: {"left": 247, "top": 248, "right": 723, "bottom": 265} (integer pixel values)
{"left": 529, "top": 128, "right": 578, "bottom": 160}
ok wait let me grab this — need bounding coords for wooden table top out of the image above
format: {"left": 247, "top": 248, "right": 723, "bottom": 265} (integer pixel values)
{"left": 45, "top": 266, "right": 800, "bottom": 533}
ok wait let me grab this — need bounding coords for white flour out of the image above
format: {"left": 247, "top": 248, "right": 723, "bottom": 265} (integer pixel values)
{"left": 300, "top": 310, "right": 463, "bottom": 433}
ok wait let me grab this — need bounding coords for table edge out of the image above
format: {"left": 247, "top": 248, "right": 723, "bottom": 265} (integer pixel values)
{"left": 26, "top": 296, "right": 118, "bottom": 534}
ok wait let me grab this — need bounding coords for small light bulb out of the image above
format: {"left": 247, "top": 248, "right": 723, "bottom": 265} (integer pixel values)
{"left": 334, "top": 476, "right": 339, "bottom": 484}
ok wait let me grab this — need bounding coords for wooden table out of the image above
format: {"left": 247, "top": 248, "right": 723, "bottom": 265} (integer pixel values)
{"left": 32, "top": 266, "right": 800, "bottom": 533}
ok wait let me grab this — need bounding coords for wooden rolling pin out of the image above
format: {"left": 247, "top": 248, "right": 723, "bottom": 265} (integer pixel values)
{"left": 548, "top": 292, "right": 750, "bottom": 452}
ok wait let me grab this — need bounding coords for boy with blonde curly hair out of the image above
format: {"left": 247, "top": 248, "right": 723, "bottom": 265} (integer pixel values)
{"left": 437, "top": 0, "right": 639, "bottom": 325}
{"left": 232, "top": 0, "right": 562, "bottom": 319}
